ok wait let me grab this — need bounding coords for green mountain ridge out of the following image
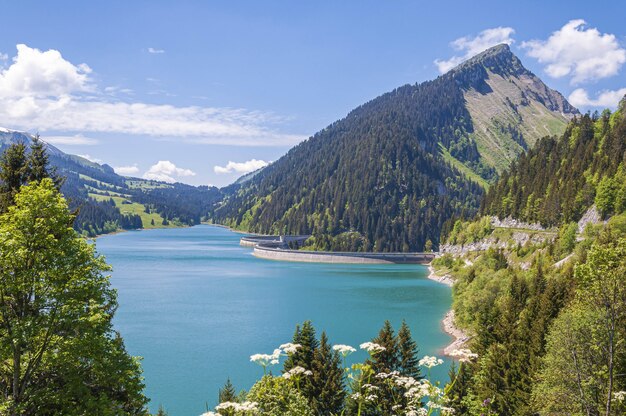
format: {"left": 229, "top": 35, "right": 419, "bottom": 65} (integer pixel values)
{"left": 481, "top": 97, "right": 626, "bottom": 227}
{"left": 0, "top": 130, "right": 222, "bottom": 236}
{"left": 214, "top": 44, "right": 578, "bottom": 251}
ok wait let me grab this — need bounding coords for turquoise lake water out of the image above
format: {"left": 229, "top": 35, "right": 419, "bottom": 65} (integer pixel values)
{"left": 96, "top": 225, "right": 453, "bottom": 415}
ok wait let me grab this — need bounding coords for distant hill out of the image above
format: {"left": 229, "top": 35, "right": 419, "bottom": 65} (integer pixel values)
{"left": 213, "top": 44, "right": 578, "bottom": 251}
{"left": 481, "top": 97, "right": 626, "bottom": 227}
{"left": 0, "top": 129, "right": 222, "bottom": 236}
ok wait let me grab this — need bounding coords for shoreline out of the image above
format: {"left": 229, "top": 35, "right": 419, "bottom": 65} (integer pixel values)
{"left": 427, "top": 264, "right": 471, "bottom": 356}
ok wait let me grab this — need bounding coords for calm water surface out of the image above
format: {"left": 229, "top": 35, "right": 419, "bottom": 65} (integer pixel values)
{"left": 97, "top": 225, "right": 452, "bottom": 415}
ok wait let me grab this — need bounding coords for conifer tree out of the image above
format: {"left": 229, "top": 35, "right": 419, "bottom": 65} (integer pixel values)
{"left": 370, "top": 320, "right": 398, "bottom": 373}
{"left": 218, "top": 378, "right": 238, "bottom": 403}
{"left": 309, "top": 332, "right": 345, "bottom": 415}
{"left": 284, "top": 321, "right": 318, "bottom": 372}
{"left": 0, "top": 142, "right": 28, "bottom": 212}
{"left": 397, "top": 320, "right": 421, "bottom": 380}
{"left": 27, "top": 134, "right": 54, "bottom": 184}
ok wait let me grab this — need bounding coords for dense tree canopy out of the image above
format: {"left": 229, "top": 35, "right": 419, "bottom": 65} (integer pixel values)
{"left": 0, "top": 179, "right": 147, "bottom": 415}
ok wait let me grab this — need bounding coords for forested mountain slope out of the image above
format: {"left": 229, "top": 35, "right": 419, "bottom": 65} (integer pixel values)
{"left": 481, "top": 97, "right": 626, "bottom": 226}
{"left": 214, "top": 44, "right": 577, "bottom": 251}
{"left": 0, "top": 129, "right": 222, "bottom": 236}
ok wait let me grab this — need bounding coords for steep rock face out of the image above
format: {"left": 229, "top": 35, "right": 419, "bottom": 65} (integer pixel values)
{"left": 447, "top": 44, "right": 578, "bottom": 174}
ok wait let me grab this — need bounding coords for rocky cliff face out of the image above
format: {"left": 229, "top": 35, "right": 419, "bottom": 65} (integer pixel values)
{"left": 446, "top": 44, "right": 579, "bottom": 174}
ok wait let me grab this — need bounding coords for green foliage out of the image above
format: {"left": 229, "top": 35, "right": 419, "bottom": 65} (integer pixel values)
{"left": 556, "top": 222, "right": 578, "bottom": 258}
{"left": 213, "top": 61, "right": 493, "bottom": 252}
{"left": 218, "top": 378, "right": 238, "bottom": 404}
{"left": 445, "top": 216, "right": 493, "bottom": 245}
{"left": 284, "top": 321, "right": 318, "bottom": 373}
{"left": 246, "top": 376, "right": 314, "bottom": 416}
{"left": 0, "top": 179, "right": 147, "bottom": 414}
{"left": 482, "top": 109, "right": 626, "bottom": 227}
{"left": 309, "top": 332, "right": 345, "bottom": 415}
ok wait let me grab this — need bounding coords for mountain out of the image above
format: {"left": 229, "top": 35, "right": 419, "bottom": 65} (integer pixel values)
{"left": 481, "top": 96, "right": 626, "bottom": 227}
{"left": 449, "top": 44, "right": 578, "bottom": 176}
{"left": 0, "top": 129, "right": 222, "bottom": 236}
{"left": 213, "top": 44, "right": 578, "bottom": 252}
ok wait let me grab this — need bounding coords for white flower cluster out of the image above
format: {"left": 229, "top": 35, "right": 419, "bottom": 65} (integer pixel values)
{"left": 614, "top": 390, "right": 626, "bottom": 402}
{"left": 332, "top": 344, "right": 356, "bottom": 356}
{"left": 279, "top": 343, "right": 302, "bottom": 355}
{"left": 359, "top": 342, "right": 386, "bottom": 354}
{"left": 250, "top": 342, "right": 304, "bottom": 369}
{"left": 201, "top": 400, "right": 259, "bottom": 415}
{"left": 282, "top": 365, "right": 313, "bottom": 379}
{"left": 250, "top": 348, "right": 281, "bottom": 367}
{"left": 426, "top": 400, "right": 455, "bottom": 414}
{"left": 449, "top": 348, "right": 478, "bottom": 362}
{"left": 418, "top": 355, "right": 444, "bottom": 368}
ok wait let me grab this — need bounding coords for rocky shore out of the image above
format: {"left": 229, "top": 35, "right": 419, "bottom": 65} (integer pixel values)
{"left": 427, "top": 264, "right": 471, "bottom": 355}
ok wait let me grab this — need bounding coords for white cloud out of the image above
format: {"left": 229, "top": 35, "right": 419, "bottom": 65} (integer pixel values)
{"left": 568, "top": 88, "right": 626, "bottom": 108}
{"left": 147, "top": 48, "right": 165, "bottom": 54}
{"left": 0, "top": 44, "right": 305, "bottom": 147}
{"left": 78, "top": 154, "right": 102, "bottom": 164}
{"left": 143, "top": 160, "right": 196, "bottom": 183}
{"left": 522, "top": 20, "right": 626, "bottom": 84}
{"left": 214, "top": 159, "right": 269, "bottom": 174}
{"left": 44, "top": 134, "right": 99, "bottom": 145}
{"left": 435, "top": 27, "right": 515, "bottom": 73}
{"left": 0, "top": 44, "right": 92, "bottom": 98}
{"left": 114, "top": 165, "right": 140, "bottom": 176}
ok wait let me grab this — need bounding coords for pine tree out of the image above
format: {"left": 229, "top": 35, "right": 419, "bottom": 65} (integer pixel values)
{"left": 368, "top": 321, "right": 400, "bottom": 415}
{"left": 396, "top": 320, "right": 421, "bottom": 380}
{"left": 0, "top": 142, "right": 28, "bottom": 212}
{"left": 27, "top": 134, "right": 57, "bottom": 185}
{"left": 218, "top": 378, "right": 237, "bottom": 403}
{"left": 284, "top": 321, "right": 318, "bottom": 372}
{"left": 309, "top": 332, "right": 345, "bottom": 415}
{"left": 370, "top": 320, "right": 398, "bottom": 373}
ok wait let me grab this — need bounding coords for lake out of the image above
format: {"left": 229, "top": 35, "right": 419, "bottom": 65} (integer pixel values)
{"left": 96, "top": 225, "right": 453, "bottom": 415}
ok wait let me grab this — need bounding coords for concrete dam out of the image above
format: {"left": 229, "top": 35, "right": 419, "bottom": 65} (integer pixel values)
{"left": 240, "top": 235, "right": 434, "bottom": 264}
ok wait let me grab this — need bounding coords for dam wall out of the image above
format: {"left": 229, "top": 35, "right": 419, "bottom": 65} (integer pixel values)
{"left": 240, "top": 235, "right": 310, "bottom": 248}
{"left": 252, "top": 245, "right": 434, "bottom": 264}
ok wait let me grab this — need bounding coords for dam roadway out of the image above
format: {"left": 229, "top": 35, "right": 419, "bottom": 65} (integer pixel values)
{"left": 240, "top": 235, "right": 435, "bottom": 264}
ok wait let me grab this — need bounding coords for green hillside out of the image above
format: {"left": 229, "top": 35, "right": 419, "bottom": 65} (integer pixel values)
{"left": 214, "top": 44, "right": 577, "bottom": 252}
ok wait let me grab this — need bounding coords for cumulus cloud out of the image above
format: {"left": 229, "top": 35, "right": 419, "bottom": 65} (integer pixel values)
{"left": 114, "top": 165, "right": 140, "bottom": 176}
{"left": 143, "top": 160, "right": 196, "bottom": 183}
{"left": 435, "top": 27, "right": 515, "bottom": 73}
{"left": 214, "top": 159, "right": 269, "bottom": 174}
{"left": 44, "top": 134, "right": 99, "bottom": 145}
{"left": 0, "top": 44, "right": 92, "bottom": 98}
{"left": 78, "top": 154, "right": 102, "bottom": 164}
{"left": 522, "top": 20, "right": 626, "bottom": 84}
{"left": 147, "top": 47, "right": 165, "bottom": 54}
{"left": 568, "top": 88, "right": 626, "bottom": 108}
{"left": 0, "top": 44, "right": 305, "bottom": 147}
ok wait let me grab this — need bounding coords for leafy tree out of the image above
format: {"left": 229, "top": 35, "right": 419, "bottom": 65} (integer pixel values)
{"left": 0, "top": 179, "right": 147, "bottom": 415}
{"left": 596, "top": 176, "right": 618, "bottom": 217}
{"left": 246, "top": 376, "right": 314, "bottom": 416}
{"left": 574, "top": 236, "right": 626, "bottom": 415}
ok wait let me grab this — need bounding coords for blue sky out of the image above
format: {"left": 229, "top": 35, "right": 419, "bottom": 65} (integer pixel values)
{"left": 0, "top": 0, "right": 624, "bottom": 186}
